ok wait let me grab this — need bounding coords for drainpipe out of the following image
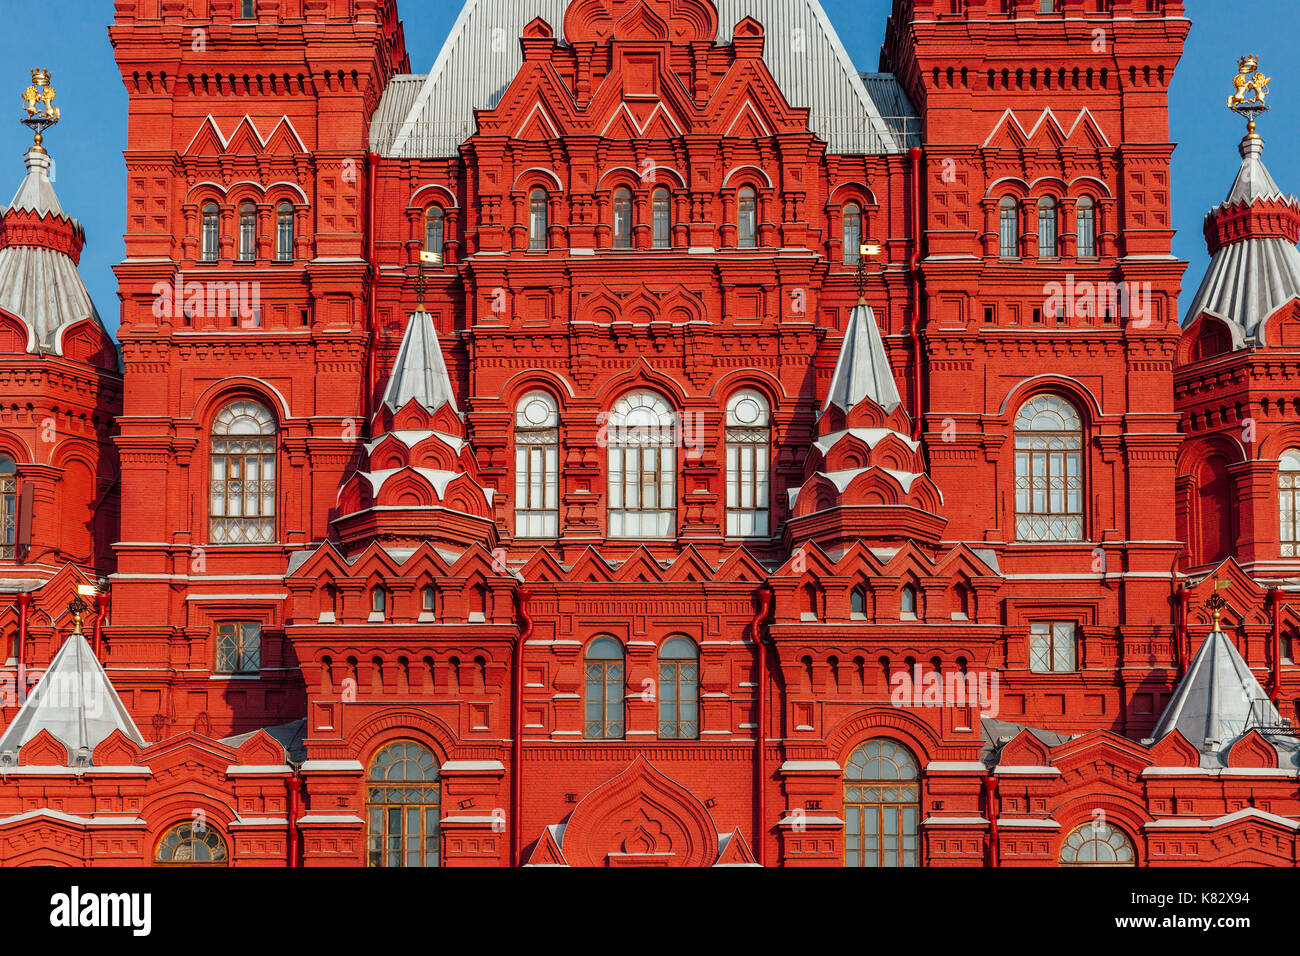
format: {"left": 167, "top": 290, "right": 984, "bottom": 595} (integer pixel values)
{"left": 286, "top": 773, "right": 302, "bottom": 867}
{"left": 93, "top": 591, "right": 109, "bottom": 658}
{"left": 512, "top": 588, "right": 534, "bottom": 867}
{"left": 983, "top": 775, "right": 999, "bottom": 867}
{"left": 366, "top": 151, "right": 379, "bottom": 416}
{"left": 1268, "top": 588, "right": 1282, "bottom": 702}
{"left": 16, "top": 592, "right": 30, "bottom": 704}
{"left": 908, "top": 146, "right": 924, "bottom": 442}
{"left": 750, "top": 587, "right": 773, "bottom": 867}
{"left": 1174, "top": 584, "right": 1189, "bottom": 678}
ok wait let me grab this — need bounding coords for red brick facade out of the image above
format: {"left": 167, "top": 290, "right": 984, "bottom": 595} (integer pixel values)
{"left": 2, "top": 0, "right": 1300, "bottom": 868}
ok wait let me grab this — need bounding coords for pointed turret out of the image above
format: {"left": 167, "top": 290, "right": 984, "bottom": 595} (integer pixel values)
{"left": 381, "top": 308, "right": 459, "bottom": 414}
{"left": 822, "top": 302, "right": 902, "bottom": 415}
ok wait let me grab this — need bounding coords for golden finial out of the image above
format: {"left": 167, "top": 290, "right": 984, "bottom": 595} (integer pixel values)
{"left": 66, "top": 595, "right": 88, "bottom": 637}
{"left": 20, "top": 68, "right": 60, "bottom": 151}
{"left": 1206, "top": 580, "right": 1232, "bottom": 634}
{"left": 1228, "top": 55, "right": 1270, "bottom": 138}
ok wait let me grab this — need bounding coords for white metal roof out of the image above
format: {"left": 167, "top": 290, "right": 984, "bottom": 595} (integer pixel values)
{"left": 382, "top": 308, "right": 459, "bottom": 414}
{"left": 372, "top": 0, "right": 909, "bottom": 157}
{"left": 821, "top": 302, "right": 901, "bottom": 415}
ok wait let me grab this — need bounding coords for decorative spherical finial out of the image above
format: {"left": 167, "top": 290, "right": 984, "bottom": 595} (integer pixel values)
{"left": 1228, "top": 55, "right": 1270, "bottom": 138}
{"left": 19, "top": 67, "right": 60, "bottom": 151}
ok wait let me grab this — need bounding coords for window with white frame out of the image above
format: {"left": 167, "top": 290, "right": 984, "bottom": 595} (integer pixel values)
{"left": 515, "top": 391, "right": 559, "bottom": 538}
{"left": 1038, "top": 197, "right": 1058, "bottom": 257}
{"left": 652, "top": 187, "right": 671, "bottom": 249}
{"left": 843, "top": 203, "right": 863, "bottom": 265}
{"left": 999, "top": 197, "right": 1019, "bottom": 257}
{"left": 425, "top": 206, "right": 444, "bottom": 266}
{"left": 1029, "top": 621, "right": 1076, "bottom": 672}
{"left": 1076, "top": 196, "right": 1096, "bottom": 258}
{"left": 238, "top": 202, "right": 257, "bottom": 261}
{"left": 1014, "top": 395, "right": 1084, "bottom": 541}
{"left": 529, "top": 189, "right": 548, "bottom": 251}
{"left": 1282, "top": 450, "right": 1300, "bottom": 556}
{"left": 725, "top": 391, "right": 770, "bottom": 538}
{"left": 275, "top": 202, "right": 294, "bottom": 261}
{"left": 607, "top": 390, "right": 676, "bottom": 538}
{"left": 209, "top": 400, "right": 277, "bottom": 544}
{"left": 613, "top": 188, "right": 633, "bottom": 249}
{"left": 737, "top": 187, "right": 758, "bottom": 249}
{"left": 201, "top": 203, "right": 220, "bottom": 261}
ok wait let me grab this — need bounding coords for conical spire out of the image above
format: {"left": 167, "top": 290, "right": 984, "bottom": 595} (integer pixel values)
{"left": 0, "top": 630, "right": 145, "bottom": 764}
{"left": 1225, "top": 135, "right": 1284, "bottom": 206}
{"left": 381, "top": 308, "right": 458, "bottom": 414}
{"left": 822, "top": 302, "right": 901, "bottom": 415}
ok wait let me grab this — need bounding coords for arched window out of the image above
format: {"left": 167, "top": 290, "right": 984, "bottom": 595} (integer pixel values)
{"left": 999, "top": 196, "right": 1019, "bottom": 258}
{"left": 420, "top": 584, "right": 437, "bottom": 621}
{"left": 584, "top": 637, "right": 625, "bottom": 739}
{"left": 529, "top": 188, "right": 549, "bottom": 251}
{"left": 652, "top": 187, "right": 671, "bottom": 249}
{"left": 607, "top": 390, "right": 676, "bottom": 538}
{"left": 658, "top": 636, "right": 699, "bottom": 739}
{"left": 844, "top": 739, "right": 920, "bottom": 867}
{"left": 843, "top": 203, "right": 863, "bottom": 265}
{"left": 737, "top": 187, "right": 758, "bottom": 249}
{"left": 209, "top": 400, "right": 277, "bottom": 544}
{"left": 201, "top": 202, "right": 220, "bottom": 261}
{"left": 725, "top": 391, "right": 770, "bottom": 538}
{"left": 275, "top": 202, "right": 294, "bottom": 261}
{"left": 900, "top": 585, "right": 917, "bottom": 620}
{"left": 1038, "top": 197, "right": 1058, "bottom": 257}
{"left": 366, "top": 741, "right": 441, "bottom": 867}
{"left": 612, "top": 187, "right": 633, "bottom": 249}
{"left": 515, "top": 391, "right": 559, "bottom": 538}
{"left": 1014, "top": 395, "right": 1084, "bottom": 541}
{"left": 0, "top": 456, "right": 15, "bottom": 560}
{"left": 370, "top": 585, "right": 387, "bottom": 621}
{"left": 851, "top": 586, "right": 867, "bottom": 618}
{"left": 1281, "top": 450, "right": 1300, "bottom": 557}
{"left": 155, "top": 822, "right": 229, "bottom": 866}
{"left": 1077, "top": 196, "right": 1096, "bottom": 258}
{"left": 425, "top": 206, "right": 445, "bottom": 265}
{"left": 1059, "top": 821, "right": 1135, "bottom": 866}
{"left": 238, "top": 201, "right": 257, "bottom": 261}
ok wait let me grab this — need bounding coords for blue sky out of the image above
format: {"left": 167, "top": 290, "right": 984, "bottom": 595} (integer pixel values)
{"left": 0, "top": 0, "right": 1289, "bottom": 334}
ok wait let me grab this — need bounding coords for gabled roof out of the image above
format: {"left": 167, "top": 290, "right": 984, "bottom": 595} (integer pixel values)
{"left": 822, "top": 302, "right": 900, "bottom": 414}
{"left": 1152, "top": 627, "right": 1279, "bottom": 752}
{"left": 372, "top": 0, "right": 908, "bottom": 157}
{"left": 0, "top": 632, "right": 145, "bottom": 764}
{"left": 382, "top": 309, "right": 459, "bottom": 414}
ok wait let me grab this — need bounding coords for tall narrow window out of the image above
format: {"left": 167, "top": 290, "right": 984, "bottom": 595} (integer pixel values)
{"left": 529, "top": 189, "right": 548, "bottom": 251}
{"left": 999, "top": 196, "right": 1019, "bottom": 258}
{"left": 737, "top": 187, "right": 758, "bottom": 249}
{"left": 215, "top": 621, "right": 261, "bottom": 674}
{"left": 1014, "top": 395, "right": 1084, "bottom": 541}
{"left": 1059, "top": 821, "right": 1135, "bottom": 866}
{"left": 612, "top": 188, "right": 633, "bottom": 249}
{"left": 584, "top": 637, "right": 625, "bottom": 739}
{"left": 210, "top": 399, "right": 277, "bottom": 544}
{"left": 1029, "top": 621, "right": 1077, "bottom": 672}
{"left": 843, "top": 203, "right": 863, "bottom": 264}
{"left": 652, "top": 187, "right": 671, "bottom": 249}
{"left": 900, "top": 585, "right": 917, "bottom": 620}
{"left": 844, "top": 739, "right": 920, "bottom": 867}
{"left": 607, "top": 390, "right": 676, "bottom": 538}
{"left": 1280, "top": 450, "right": 1300, "bottom": 557}
{"left": 725, "top": 391, "right": 770, "bottom": 537}
{"left": 515, "top": 391, "right": 559, "bottom": 538}
{"left": 420, "top": 584, "right": 437, "bottom": 621}
{"left": 0, "top": 456, "right": 14, "bottom": 560}
{"left": 1038, "top": 197, "right": 1058, "bottom": 258}
{"left": 240, "top": 0, "right": 256, "bottom": 17}
{"left": 238, "top": 202, "right": 257, "bottom": 261}
{"left": 275, "top": 202, "right": 294, "bottom": 261}
{"left": 370, "top": 585, "right": 387, "bottom": 621}
{"left": 658, "top": 637, "right": 699, "bottom": 740}
{"left": 1076, "top": 196, "right": 1096, "bottom": 258}
{"left": 201, "top": 203, "right": 220, "bottom": 262}
{"left": 425, "top": 206, "right": 444, "bottom": 266}
{"left": 366, "top": 741, "right": 440, "bottom": 867}
{"left": 156, "top": 823, "right": 229, "bottom": 866}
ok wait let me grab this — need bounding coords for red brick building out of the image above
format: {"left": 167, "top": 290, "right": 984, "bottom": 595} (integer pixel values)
{"left": 1, "top": 0, "right": 1298, "bottom": 868}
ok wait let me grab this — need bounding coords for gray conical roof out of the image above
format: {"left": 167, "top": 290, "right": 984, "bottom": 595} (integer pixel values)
{"left": 382, "top": 308, "right": 458, "bottom": 414}
{"left": 0, "top": 630, "right": 145, "bottom": 764}
{"left": 1152, "top": 628, "right": 1279, "bottom": 751}
{"left": 822, "top": 302, "right": 901, "bottom": 415}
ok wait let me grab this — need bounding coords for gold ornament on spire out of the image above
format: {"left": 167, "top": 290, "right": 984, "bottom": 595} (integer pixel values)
{"left": 1228, "top": 55, "right": 1270, "bottom": 137}
{"left": 20, "top": 68, "right": 60, "bottom": 150}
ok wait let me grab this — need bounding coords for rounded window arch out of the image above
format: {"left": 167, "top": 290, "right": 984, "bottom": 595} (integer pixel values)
{"left": 658, "top": 636, "right": 699, "bottom": 739}
{"left": 612, "top": 187, "right": 634, "bottom": 249}
{"left": 900, "top": 584, "right": 918, "bottom": 619}
{"left": 607, "top": 390, "right": 676, "bottom": 538}
{"left": 1076, "top": 195, "right": 1096, "bottom": 258}
{"left": 844, "top": 739, "right": 920, "bottom": 867}
{"left": 275, "top": 201, "right": 295, "bottom": 261}
{"left": 515, "top": 390, "right": 560, "bottom": 538}
{"left": 843, "top": 202, "right": 863, "bottom": 265}
{"left": 585, "top": 636, "right": 625, "bottom": 739}
{"left": 237, "top": 201, "right": 257, "bottom": 261}
{"left": 425, "top": 206, "right": 445, "bottom": 266}
{"left": 1037, "top": 197, "right": 1058, "bottom": 258}
{"left": 209, "top": 399, "right": 277, "bottom": 544}
{"left": 0, "top": 454, "right": 16, "bottom": 560}
{"left": 1014, "top": 394, "right": 1084, "bottom": 542}
{"left": 366, "top": 740, "right": 441, "bottom": 867}
{"left": 999, "top": 196, "right": 1020, "bottom": 257}
{"left": 652, "top": 187, "right": 672, "bottom": 249}
{"left": 528, "top": 188, "right": 549, "bottom": 251}
{"left": 1059, "top": 820, "right": 1136, "bottom": 866}
{"left": 1280, "top": 449, "right": 1300, "bottom": 556}
{"left": 737, "top": 186, "right": 758, "bottom": 248}
{"left": 201, "top": 202, "right": 220, "bottom": 261}
{"left": 155, "top": 821, "right": 229, "bottom": 866}
{"left": 850, "top": 585, "right": 868, "bottom": 618}
{"left": 725, "top": 390, "right": 771, "bottom": 538}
